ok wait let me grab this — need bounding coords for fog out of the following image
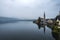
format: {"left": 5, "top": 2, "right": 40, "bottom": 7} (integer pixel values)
{"left": 0, "top": 0, "right": 60, "bottom": 19}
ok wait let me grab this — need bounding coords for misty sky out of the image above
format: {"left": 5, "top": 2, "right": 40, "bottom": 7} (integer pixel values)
{"left": 0, "top": 0, "right": 60, "bottom": 19}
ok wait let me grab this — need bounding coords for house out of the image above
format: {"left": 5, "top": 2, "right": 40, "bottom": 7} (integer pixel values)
{"left": 47, "top": 19, "right": 53, "bottom": 24}
{"left": 55, "top": 11, "right": 60, "bottom": 26}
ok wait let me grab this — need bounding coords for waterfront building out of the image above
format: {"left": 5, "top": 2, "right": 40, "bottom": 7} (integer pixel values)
{"left": 55, "top": 11, "right": 60, "bottom": 26}
{"left": 47, "top": 19, "right": 53, "bottom": 24}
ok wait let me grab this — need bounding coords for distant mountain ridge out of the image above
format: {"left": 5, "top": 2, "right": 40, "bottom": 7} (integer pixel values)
{"left": 0, "top": 17, "right": 20, "bottom": 24}
{"left": 0, "top": 17, "right": 35, "bottom": 24}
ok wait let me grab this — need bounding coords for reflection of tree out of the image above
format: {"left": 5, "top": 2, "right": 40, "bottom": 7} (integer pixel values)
{"left": 37, "top": 24, "right": 45, "bottom": 29}
{"left": 37, "top": 24, "right": 41, "bottom": 29}
{"left": 47, "top": 25, "right": 60, "bottom": 40}
{"left": 36, "top": 24, "right": 45, "bottom": 33}
{"left": 52, "top": 32, "right": 60, "bottom": 40}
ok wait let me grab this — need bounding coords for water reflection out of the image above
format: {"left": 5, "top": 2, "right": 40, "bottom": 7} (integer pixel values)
{"left": 36, "top": 23, "right": 60, "bottom": 40}
{"left": 51, "top": 25, "right": 60, "bottom": 40}
{"left": 52, "top": 31, "right": 60, "bottom": 40}
{"left": 37, "top": 24, "right": 45, "bottom": 33}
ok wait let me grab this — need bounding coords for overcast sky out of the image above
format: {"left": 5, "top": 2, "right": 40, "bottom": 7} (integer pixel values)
{"left": 0, "top": 0, "right": 60, "bottom": 19}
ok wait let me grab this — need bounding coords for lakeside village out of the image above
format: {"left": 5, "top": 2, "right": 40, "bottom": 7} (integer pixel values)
{"left": 33, "top": 11, "right": 60, "bottom": 33}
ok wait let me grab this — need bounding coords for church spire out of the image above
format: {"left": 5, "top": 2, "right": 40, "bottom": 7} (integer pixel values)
{"left": 44, "top": 12, "right": 45, "bottom": 19}
{"left": 44, "top": 12, "right": 46, "bottom": 24}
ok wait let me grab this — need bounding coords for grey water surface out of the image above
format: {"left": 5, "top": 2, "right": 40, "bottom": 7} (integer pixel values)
{"left": 0, "top": 21, "right": 55, "bottom": 40}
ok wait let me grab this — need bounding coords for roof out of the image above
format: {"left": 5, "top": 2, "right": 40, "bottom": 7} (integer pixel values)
{"left": 55, "top": 15, "right": 60, "bottom": 20}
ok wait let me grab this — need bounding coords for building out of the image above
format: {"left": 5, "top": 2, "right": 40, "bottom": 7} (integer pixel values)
{"left": 55, "top": 11, "right": 60, "bottom": 20}
{"left": 55, "top": 11, "right": 60, "bottom": 26}
{"left": 47, "top": 19, "right": 53, "bottom": 24}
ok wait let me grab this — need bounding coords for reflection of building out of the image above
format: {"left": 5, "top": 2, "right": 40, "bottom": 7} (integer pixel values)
{"left": 33, "top": 11, "right": 60, "bottom": 40}
{"left": 47, "top": 24, "right": 60, "bottom": 40}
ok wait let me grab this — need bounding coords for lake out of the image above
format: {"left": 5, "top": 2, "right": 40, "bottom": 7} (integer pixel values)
{"left": 0, "top": 21, "right": 56, "bottom": 40}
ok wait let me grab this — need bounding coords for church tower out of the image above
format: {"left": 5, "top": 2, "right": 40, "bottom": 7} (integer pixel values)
{"left": 44, "top": 12, "right": 46, "bottom": 24}
{"left": 44, "top": 12, "right": 45, "bottom": 20}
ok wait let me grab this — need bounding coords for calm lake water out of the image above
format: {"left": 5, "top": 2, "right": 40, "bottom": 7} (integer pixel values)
{"left": 0, "top": 21, "right": 55, "bottom": 40}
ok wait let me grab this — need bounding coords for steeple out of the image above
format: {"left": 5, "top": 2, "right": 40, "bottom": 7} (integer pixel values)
{"left": 44, "top": 12, "right": 45, "bottom": 19}
{"left": 43, "top": 12, "right": 46, "bottom": 24}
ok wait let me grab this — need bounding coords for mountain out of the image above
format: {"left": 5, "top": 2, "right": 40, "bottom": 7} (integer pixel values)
{"left": 0, "top": 17, "right": 20, "bottom": 24}
{"left": 0, "top": 17, "right": 35, "bottom": 24}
